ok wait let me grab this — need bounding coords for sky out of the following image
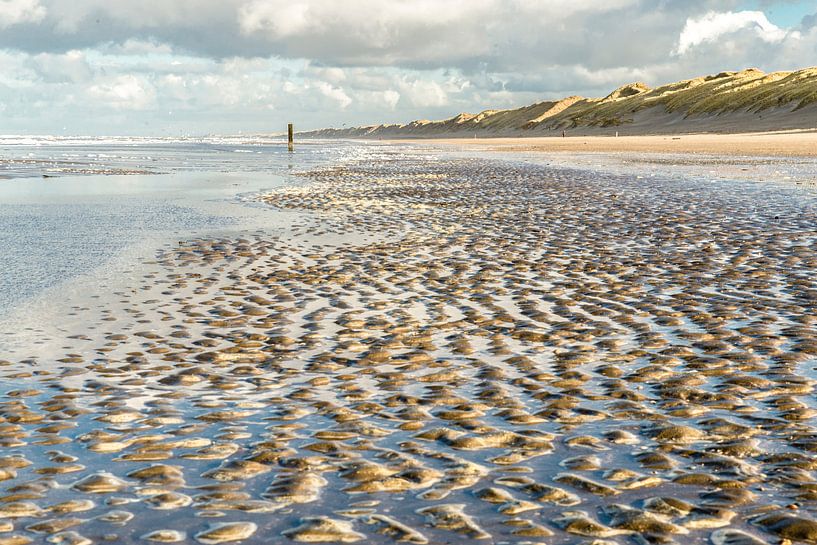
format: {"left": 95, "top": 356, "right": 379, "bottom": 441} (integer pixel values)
{"left": 0, "top": 0, "right": 816, "bottom": 135}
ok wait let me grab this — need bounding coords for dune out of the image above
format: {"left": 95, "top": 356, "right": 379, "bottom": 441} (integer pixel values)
{"left": 302, "top": 67, "right": 817, "bottom": 138}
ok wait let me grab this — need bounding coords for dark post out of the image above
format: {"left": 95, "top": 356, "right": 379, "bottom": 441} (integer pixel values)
{"left": 288, "top": 123, "right": 294, "bottom": 151}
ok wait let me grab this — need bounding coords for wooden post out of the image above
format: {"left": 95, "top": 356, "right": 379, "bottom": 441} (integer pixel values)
{"left": 288, "top": 123, "right": 294, "bottom": 151}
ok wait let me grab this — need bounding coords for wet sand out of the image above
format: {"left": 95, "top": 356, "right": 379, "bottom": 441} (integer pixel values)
{"left": 2, "top": 146, "right": 817, "bottom": 544}
{"left": 391, "top": 130, "right": 817, "bottom": 157}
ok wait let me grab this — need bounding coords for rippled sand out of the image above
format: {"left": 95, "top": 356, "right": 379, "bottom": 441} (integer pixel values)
{"left": 1, "top": 149, "right": 817, "bottom": 545}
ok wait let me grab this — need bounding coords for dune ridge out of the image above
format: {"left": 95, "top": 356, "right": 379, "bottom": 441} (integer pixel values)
{"left": 303, "top": 67, "right": 817, "bottom": 138}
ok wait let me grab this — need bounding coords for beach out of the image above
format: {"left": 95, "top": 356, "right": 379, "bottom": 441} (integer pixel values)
{"left": 1, "top": 140, "right": 817, "bottom": 545}
{"left": 391, "top": 130, "right": 817, "bottom": 157}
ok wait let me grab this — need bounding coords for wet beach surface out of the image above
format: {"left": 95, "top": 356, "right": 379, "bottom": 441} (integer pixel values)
{"left": 0, "top": 138, "right": 357, "bottom": 324}
{"left": 1, "top": 146, "right": 817, "bottom": 544}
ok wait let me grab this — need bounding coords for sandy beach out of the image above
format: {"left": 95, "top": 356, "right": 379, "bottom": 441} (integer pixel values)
{"left": 391, "top": 130, "right": 817, "bottom": 157}
{"left": 1, "top": 143, "right": 817, "bottom": 545}
{"left": 5, "top": 0, "right": 817, "bottom": 542}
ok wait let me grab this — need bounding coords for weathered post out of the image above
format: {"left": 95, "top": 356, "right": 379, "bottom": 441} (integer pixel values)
{"left": 288, "top": 123, "right": 294, "bottom": 151}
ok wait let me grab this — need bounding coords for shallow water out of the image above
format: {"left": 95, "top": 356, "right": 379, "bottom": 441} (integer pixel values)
{"left": 0, "top": 138, "right": 373, "bottom": 322}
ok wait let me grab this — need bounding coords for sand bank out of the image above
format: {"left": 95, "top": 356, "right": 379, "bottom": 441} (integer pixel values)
{"left": 389, "top": 130, "right": 817, "bottom": 157}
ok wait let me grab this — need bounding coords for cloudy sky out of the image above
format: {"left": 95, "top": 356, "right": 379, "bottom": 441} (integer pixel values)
{"left": 1, "top": 0, "right": 815, "bottom": 135}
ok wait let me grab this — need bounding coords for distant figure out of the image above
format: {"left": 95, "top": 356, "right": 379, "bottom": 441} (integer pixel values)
{"left": 562, "top": 130, "right": 566, "bottom": 138}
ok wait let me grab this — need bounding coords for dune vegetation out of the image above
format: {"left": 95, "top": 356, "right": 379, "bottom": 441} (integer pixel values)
{"left": 304, "top": 67, "right": 817, "bottom": 138}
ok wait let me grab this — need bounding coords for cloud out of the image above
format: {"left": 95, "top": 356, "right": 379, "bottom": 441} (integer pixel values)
{"left": 314, "top": 81, "right": 352, "bottom": 109}
{"left": 0, "top": 0, "right": 672, "bottom": 68}
{"left": 0, "top": 0, "right": 46, "bottom": 28}
{"left": 87, "top": 74, "right": 157, "bottom": 110}
{"left": 238, "top": 0, "right": 311, "bottom": 37}
{"left": 396, "top": 78, "right": 449, "bottom": 109}
{"left": 32, "top": 50, "right": 93, "bottom": 83}
{"left": 675, "top": 10, "right": 793, "bottom": 55}
{"left": 802, "top": 12, "right": 817, "bottom": 30}
{"left": 0, "top": 0, "right": 815, "bottom": 135}
{"left": 45, "top": 0, "right": 237, "bottom": 33}
{"left": 108, "top": 39, "right": 174, "bottom": 56}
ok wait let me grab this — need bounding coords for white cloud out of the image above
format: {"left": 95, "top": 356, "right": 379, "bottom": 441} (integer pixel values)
{"left": 87, "top": 74, "right": 157, "bottom": 110}
{"left": 379, "top": 90, "right": 400, "bottom": 110}
{"left": 675, "top": 10, "right": 793, "bottom": 55}
{"left": 397, "top": 78, "right": 449, "bottom": 109}
{"left": 0, "top": 0, "right": 45, "bottom": 28}
{"left": 158, "top": 73, "right": 192, "bottom": 103}
{"left": 0, "top": 49, "right": 38, "bottom": 88}
{"left": 315, "top": 81, "right": 352, "bottom": 109}
{"left": 32, "top": 50, "right": 92, "bottom": 83}
{"left": 302, "top": 65, "right": 347, "bottom": 86}
{"left": 238, "top": 0, "right": 312, "bottom": 37}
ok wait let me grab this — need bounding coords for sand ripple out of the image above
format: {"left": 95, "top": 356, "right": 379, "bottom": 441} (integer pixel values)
{"left": 1, "top": 150, "right": 817, "bottom": 543}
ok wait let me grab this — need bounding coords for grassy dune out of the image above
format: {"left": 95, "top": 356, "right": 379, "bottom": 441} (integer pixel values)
{"left": 305, "top": 67, "right": 817, "bottom": 138}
